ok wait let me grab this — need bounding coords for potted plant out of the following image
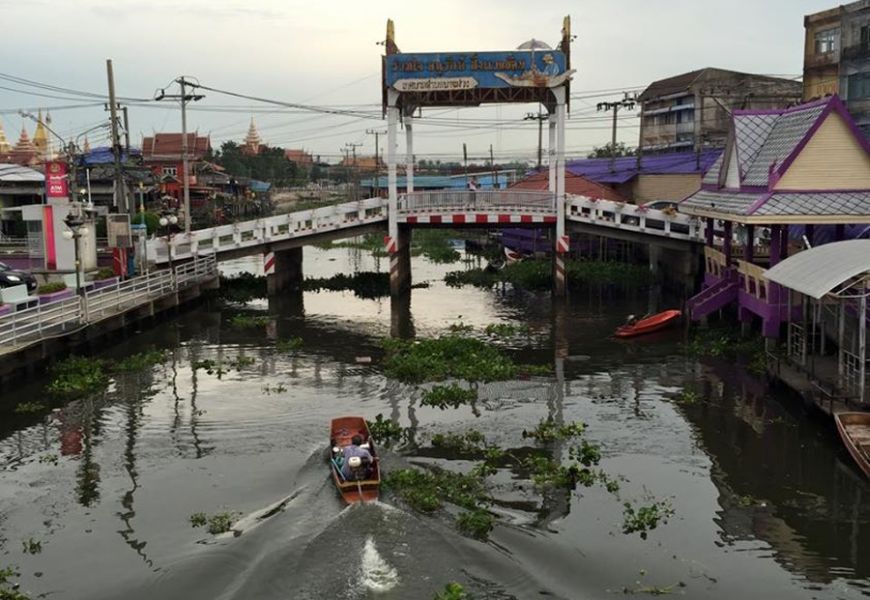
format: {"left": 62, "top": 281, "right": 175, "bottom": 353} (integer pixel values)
{"left": 91, "top": 267, "right": 118, "bottom": 290}
{"left": 37, "top": 281, "right": 73, "bottom": 304}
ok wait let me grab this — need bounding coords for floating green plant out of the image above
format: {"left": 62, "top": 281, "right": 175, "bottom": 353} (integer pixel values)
{"left": 219, "top": 273, "right": 267, "bottom": 303}
{"left": 382, "top": 335, "right": 522, "bottom": 384}
{"left": 434, "top": 582, "right": 471, "bottom": 600}
{"left": 367, "top": 414, "right": 406, "bottom": 447}
{"left": 228, "top": 314, "right": 271, "bottom": 328}
{"left": 456, "top": 509, "right": 494, "bottom": 540}
{"left": 383, "top": 467, "right": 488, "bottom": 514}
{"left": 113, "top": 350, "right": 167, "bottom": 373}
{"left": 13, "top": 402, "right": 45, "bottom": 415}
{"left": 303, "top": 272, "right": 390, "bottom": 299}
{"left": 431, "top": 430, "right": 488, "bottom": 456}
{"left": 445, "top": 259, "right": 651, "bottom": 290}
{"left": 46, "top": 355, "right": 108, "bottom": 398}
{"left": 189, "top": 511, "right": 236, "bottom": 535}
{"left": 229, "top": 355, "right": 256, "bottom": 370}
{"left": 421, "top": 385, "right": 478, "bottom": 410}
{"left": 275, "top": 337, "right": 303, "bottom": 353}
{"left": 20, "top": 539, "right": 41, "bottom": 555}
{"left": 522, "top": 418, "right": 586, "bottom": 442}
{"left": 262, "top": 383, "right": 288, "bottom": 395}
{"left": 622, "top": 499, "right": 675, "bottom": 539}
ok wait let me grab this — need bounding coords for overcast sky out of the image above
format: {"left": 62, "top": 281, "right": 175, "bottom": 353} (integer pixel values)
{"left": 0, "top": 0, "right": 839, "bottom": 163}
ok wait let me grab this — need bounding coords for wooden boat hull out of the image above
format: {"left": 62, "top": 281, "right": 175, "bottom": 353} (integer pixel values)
{"left": 614, "top": 309, "right": 681, "bottom": 339}
{"left": 330, "top": 416, "right": 380, "bottom": 503}
{"left": 834, "top": 412, "right": 870, "bottom": 478}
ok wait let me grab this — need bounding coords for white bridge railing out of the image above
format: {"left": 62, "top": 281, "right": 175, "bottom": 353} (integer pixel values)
{"left": 566, "top": 196, "right": 703, "bottom": 242}
{"left": 398, "top": 190, "right": 556, "bottom": 213}
{"left": 0, "top": 256, "right": 217, "bottom": 352}
{"left": 148, "top": 198, "right": 388, "bottom": 265}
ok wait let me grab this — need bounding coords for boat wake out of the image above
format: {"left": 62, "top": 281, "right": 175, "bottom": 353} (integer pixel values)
{"left": 360, "top": 536, "right": 399, "bottom": 593}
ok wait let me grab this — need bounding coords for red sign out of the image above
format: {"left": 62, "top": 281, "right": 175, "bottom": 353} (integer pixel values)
{"left": 45, "top": 161, "right": 68, "bottom": 198}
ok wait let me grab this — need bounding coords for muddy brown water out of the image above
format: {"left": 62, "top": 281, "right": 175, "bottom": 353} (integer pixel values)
{"left": 1, "top": 245, "right": 869, "bottom": 600}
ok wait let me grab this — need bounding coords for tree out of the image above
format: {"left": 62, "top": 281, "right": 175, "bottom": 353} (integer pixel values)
{"left": 212, "top": 141, "right": 303, "bottom": 187}
{"left": 587, "top": 142, "right": 636, "bottom": 159}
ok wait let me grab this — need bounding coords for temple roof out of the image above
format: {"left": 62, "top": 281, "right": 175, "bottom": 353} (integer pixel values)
{"left": 0, "top": 121, "right": 9, "bottom": 154}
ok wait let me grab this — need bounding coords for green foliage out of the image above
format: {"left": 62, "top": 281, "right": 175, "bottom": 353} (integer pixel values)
{"left": 434, "top": 582, "right": 471, "bottom": 600}
{"left": 684, "top": 327, "right": 765, "bottom": 364}
{"left": 47, "top": 355, "right": 109, "bottom": 398}
{"left": 622, "top": 499, "right": 675, "bottom": 539}
{"left": 673, "top": 388, "right": 699, "bottom": 406}
{"left": 229, "top": 355, "right": 256, "bottom": 370}
{"left": 522, "top": 418, "right": 586, "bottom": 442}
{"left": 192, "top": 359, "right": 224, "bottom": 377}
{"left": 368, "top": 414, "right": 406, "bottom": 447}
{"left": 587, "top": 141, "right": 636, "bottom": 158}
{"left": 456, "top": 509, "right": 494, "bottom": 540}
{"left": 188, "top": 512, "right": 208, "bottom": 527}
{"left": 0, "top": 566, "right": 28, "bottom": 600}
{"left": 383, "top": 467, "right": 488, "bottom": 514}
{"left": 421, "top": 384, "right": 478, "bottom": 409}
{"left": 303, "top": 272, "right": 390, "bottom": 299}
{"left": 131, "top": 211, "right": 160, "bottom": 235}
{"left": 228, "top": 314, "right": 270, "bottom": 328}
{"left": 445, "top": 259, "right": 650, "bottom": 290}
{"left": 381, "top": 335, "right": 520, "bottom": 384}
{"left": 484, "top": 323, "right": 531, "bottom": 338}
{"left": 38, "top": 454, "right": 58, "bottom": 465}
{"left": 20, "top": 539, "right": 41, "bottom": 555}
{"left": 36, "top": 281, "right": 67, "bottom": 295}
{"left": 13, "top": 402, "right": 46, "bottom": 415}
{"left": 189, "top": 511, "right": 236, "bottom": 535}
{"left": 431, "top": 430, "right": 488, "bottom": 455}
{"left": 94, "top": 267, "right": 116, "bottom": 281}
{"left": 212, "top": 141, "right": 302, "bottom": 187}
{"left": 413, "top": 230, "right": 462, "bottom": 264}
{"left": 275, "top": 337, "right": 303, "bottom": 353}
{"left": 219, "top": 273, "right": 267, "bottom": 303}
{"left": 113, "top": 350, "right": 166, "bottom": 373}
{"left": 262, "top": 383, "right": 287, "bottom": 395}
{"left": 447, "top": 322, "right": 474, "bottom": 333}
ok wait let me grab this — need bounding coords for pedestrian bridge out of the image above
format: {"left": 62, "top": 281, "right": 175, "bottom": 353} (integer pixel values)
{"left": 146, "top": 191, "right": 702, "bottom": 265}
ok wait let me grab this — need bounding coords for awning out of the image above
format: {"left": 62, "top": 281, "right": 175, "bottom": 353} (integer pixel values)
{"left": 765, "top": 239, "right": 870, "bottom": 299}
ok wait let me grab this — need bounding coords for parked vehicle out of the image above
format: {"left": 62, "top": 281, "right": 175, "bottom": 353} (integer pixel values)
{"left": 0, "top": 262, "right": 37, "bottom": 293}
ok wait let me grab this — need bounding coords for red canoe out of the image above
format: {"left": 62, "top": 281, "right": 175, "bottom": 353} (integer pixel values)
{"left": 614, "top": 310, "right": 682, "bottom": 339}
{"left": 329, "top": 416, "right": 381, "bottom": 503}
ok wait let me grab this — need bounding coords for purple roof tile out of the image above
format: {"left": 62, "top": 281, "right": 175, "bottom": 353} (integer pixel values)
{"left": 565, "top": 150, "right": 722, "bottom": 184}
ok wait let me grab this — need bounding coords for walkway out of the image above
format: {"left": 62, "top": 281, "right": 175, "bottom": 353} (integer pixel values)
{"left": 147, "top": 193, "right": 702, "bottom": 264}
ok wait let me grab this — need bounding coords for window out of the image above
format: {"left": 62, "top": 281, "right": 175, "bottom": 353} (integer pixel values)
{"left": 861, "top": 24, "right": 870, "bottom": 47}
{"left": 162, "top": 166, "right": 177, "bottom": 177}
{"left": 815, "top": 28, "right": 840, "bottom": 54}
{"left": 848, "top": 72, "right": 870, "bottom": 100}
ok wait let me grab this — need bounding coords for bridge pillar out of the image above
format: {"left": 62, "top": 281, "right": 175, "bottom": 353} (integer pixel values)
{"left": 389, "top": 226, "right": 411, "bottom": 297}
{"left": 266, "top": 247, "right": 303, "bottom": 295}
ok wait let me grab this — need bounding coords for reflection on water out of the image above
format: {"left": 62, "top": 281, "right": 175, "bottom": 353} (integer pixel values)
{"left": 0, "top": 245, "right": 869, "bottom": 599}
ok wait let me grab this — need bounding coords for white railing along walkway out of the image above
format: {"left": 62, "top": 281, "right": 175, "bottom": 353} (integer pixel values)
{"left": 0, "top": 256, "right": 217, "bottom": 352}
{"left": 397, "top": 190, "right": 556, "bottom": 213}
{"left": 148, "top": 198, "right": 388, "bottom": 265}
{"left": 566, "top": 196, "right": 703, "bottom": 243}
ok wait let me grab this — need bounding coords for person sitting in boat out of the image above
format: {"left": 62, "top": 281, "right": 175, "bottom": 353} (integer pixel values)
{"left": 626, "top": 314, "right": 638, "bottom": 326}
{"left": 341, "top": 435, "right": 372, "bottom": 481}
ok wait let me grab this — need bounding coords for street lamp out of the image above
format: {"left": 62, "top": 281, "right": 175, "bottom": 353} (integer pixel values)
{"left": 62, "top": 211, "right": 89, "bottom": 295}
{"left": 159, "top": 209, "right": 179, "bottom": 275}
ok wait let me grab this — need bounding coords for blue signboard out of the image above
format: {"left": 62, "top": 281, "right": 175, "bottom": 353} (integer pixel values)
{"left": 385, "top": 51, "right": 569, "bottom": 91}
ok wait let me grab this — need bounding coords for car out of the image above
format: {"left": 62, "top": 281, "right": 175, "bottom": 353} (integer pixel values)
{"left": 0, "top": 262, "right": 37, "bottom": 293}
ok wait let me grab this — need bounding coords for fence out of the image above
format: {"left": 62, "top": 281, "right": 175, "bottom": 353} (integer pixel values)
{"left": 0, "top": 256, "right": 217, "bottom": 352}
{"left": 398, "top": 190, "right": 556, "bottom": 213}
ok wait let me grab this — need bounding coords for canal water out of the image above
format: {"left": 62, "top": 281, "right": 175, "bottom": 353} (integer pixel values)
{"left": 1, "top": 244, "right": 869, "bottom": 600}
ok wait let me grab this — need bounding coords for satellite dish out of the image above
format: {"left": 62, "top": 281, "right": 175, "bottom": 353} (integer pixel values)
{"left": 516, "top": 38, "right": 552, "bottom": 50}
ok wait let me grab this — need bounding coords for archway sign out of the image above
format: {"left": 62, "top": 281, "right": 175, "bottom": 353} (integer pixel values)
{"left": 381, "top": 17, "right": 575, "bottom": 294}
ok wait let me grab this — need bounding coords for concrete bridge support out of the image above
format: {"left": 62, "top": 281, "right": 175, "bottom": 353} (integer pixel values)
{"left": 266, "top": 247, "right": 303, "bottom": 295}
{"left": 389, "top": 226, "right": 412, "bottom": 297}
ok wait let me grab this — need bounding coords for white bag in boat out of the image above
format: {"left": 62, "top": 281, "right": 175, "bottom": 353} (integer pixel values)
{"left": 348, "top": 456, "right": 362, "bottom": 469}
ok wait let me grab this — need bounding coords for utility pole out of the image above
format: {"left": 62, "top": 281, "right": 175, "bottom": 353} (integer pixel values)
{"left": 366, "top": 128, "right": 387, "bottom": 188}
{"left": 489, "top": 144, "right": 497, "bottom": 189}
{"left": 345, "top": 142, "right": 363, "bottom": 201}
{"left": 524, "top": 110, "right": 547, "bottom": 170}
{"left": 106, "top": 59, "right": 128, "bottom": 214}
{"left": 462, "top": 143, "right": 468, "bottom": 186}
{"left": 154, "top": 77, "right": 204, "bottom": 233}
{"left": 597, "top": 92, "right": 636, "bottom": 173}
{"left": 121, "top": 105, "right": 130, "bottom": 153}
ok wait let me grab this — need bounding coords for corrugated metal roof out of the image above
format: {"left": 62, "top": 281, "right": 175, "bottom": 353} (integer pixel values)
{"left": 0, "top": 163, "right": 43, "bottom": 182}
{"left": 765, "top": 239, "right": 870, "bottom": 299}
{"left": 566, "top": 150, "right": 721, "bottom": 184}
